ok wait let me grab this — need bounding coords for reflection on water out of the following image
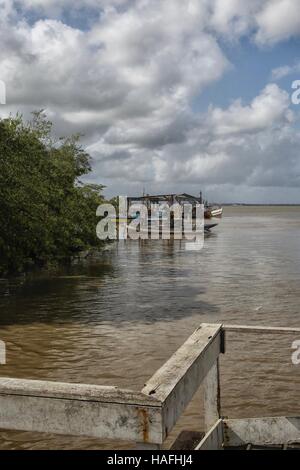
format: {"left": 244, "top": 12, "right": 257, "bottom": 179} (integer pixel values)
{"left": 0, "top": 206, "right": 300, "bottom": 449}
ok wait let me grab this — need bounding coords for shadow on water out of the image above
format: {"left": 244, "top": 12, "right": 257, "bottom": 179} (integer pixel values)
{"left": 0, "top": 239, "right": 220, "bottom": 326}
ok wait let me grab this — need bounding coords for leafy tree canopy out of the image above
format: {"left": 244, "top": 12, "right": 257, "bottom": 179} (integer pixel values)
{"left": 0, "top": 111, "right": 105, "bottom": 274}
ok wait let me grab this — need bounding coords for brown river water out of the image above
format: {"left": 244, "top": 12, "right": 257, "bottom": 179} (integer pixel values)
{"left": 0, "top": 206, "right": 299, "bottom": 449}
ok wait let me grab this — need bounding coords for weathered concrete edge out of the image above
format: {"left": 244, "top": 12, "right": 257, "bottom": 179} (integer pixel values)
{"left": 0, "top": 378, "right": 161, "bottom": 407}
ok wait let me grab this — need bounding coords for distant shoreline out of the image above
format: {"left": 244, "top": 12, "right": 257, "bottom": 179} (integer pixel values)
{"left": 221, "top": 204, "right": 300, "bottom": 206}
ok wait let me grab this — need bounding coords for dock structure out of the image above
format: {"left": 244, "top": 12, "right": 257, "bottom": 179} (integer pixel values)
{"left": 0, "top": 323, "right": 299, "bottom": 449}
{"left": 126, "top": 193, "right": 222, "bottom": 222}
{"left": 127, "top": 193, "right": 203, "bottom": 208}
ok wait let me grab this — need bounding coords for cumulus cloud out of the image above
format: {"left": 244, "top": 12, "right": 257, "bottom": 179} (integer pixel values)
{"left": 208, "top": 0, "right": 260, "bottom": 38}
{"left": 88, "top": 83, "right": 298, "bottom": 196}
{"left": 206, "top": 84, "right": 293, "bottom": 135}
{"left": 255, "top": 0, "right": 300, "bottom": 45}
{"left": 0, "top": 0, "right": 300, "bottom": 201}
{"left": 272, "top": 62, "right": 300, "bottom": 80}
{"left": 11, "top": 0, "right": 129, "bottom": 16}
{"left": 0, "top": 1, "right": 229, "bottom": 140}
{"left": 207, "top": 0, "right": 300, "bottom": 45}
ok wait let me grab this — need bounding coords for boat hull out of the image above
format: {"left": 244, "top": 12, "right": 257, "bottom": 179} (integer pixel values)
{"left": 205, "top": 207, "right": 223, "bottom": 218}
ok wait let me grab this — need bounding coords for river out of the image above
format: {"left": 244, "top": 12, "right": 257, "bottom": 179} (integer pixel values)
{"left": 0, "top": 206, "right": 299, "bottom": 449}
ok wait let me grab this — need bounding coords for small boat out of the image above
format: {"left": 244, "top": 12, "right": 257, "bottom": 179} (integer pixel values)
{"left": 133, "top": 221, "right": 218, "bottom": 237}
{"left": 123, "top": 194, "right": 221, "bottom": 236}
{"left": 205, "top": 205, "right": 223, "bottom": 218}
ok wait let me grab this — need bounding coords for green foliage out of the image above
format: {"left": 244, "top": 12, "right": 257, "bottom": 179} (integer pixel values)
{"left": 0, "top": 112, "right": 105, "bottom": 274}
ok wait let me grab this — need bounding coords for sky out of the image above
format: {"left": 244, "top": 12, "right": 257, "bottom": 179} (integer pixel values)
{"left": 0, "top": 0, "right": 300, "bottom": 203}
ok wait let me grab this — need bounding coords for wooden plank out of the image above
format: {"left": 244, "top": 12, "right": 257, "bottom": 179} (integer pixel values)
{"left": 196, "top": 419, "right": 223, "bottom": 450}
{"left": 0, "top": 378, "right": 163, "bottom": 444}
{"left": 142, "top": 324, "right": 223, "bottom": 439}
{"left": 203, "top": 360, "right": 220, "bottom": 432}
{"left": 224, "top": 324, "right": 300, "bottom": 335}
{"left": 224, "top": 417, "right": 300, "bottom": 447}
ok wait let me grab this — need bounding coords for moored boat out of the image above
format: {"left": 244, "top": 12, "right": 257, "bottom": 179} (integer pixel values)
{"left": 205, "top": 205, "right": 223, "bottom": 218}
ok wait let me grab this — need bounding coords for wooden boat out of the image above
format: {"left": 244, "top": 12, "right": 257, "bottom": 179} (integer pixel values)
{"left": 127, "top": 193, "right": 221, "bottom": 227}
{"left": 205, "top": 205, "right": 223, "bottom": 218}
{"left": 110, "top": 216, "right": 218, "bottom": 235}
{"left": 133, "top": 221, "right": 217, "bottom": 237}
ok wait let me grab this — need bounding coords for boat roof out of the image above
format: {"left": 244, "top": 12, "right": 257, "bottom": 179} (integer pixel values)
{"left": 127, "top": 193, "right": 201, "bottom": 202}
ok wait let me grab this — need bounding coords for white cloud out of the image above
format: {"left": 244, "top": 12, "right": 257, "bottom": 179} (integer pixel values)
{"left": 255, "top": 0, "right": 300, "bottom": 45}
{"left": 4, "top": 0, "right": 300, "bottom": 45}
{"left": 198, "top": 0, "right": 300, "bottom": 46}
{"left": 13, "top": 0, "right": 129, "bottom": 15}
{"left": 208, "top": 0, "right": 260, "bottom": 38}
{"left": 87, "top": 83, "right": 298, "bottom": 196}
{"left": 207, "top": 0, "right": 300, "bottom": 46}
{"left": 272, "top": 62, "right": 300, "bottom": 80}
{"left": 0, "top": 1, "right": 228, "bottom": 141}
{"left": 206, "top": 84, "right": 293, "bottom": 135}
{"left": 0, "top": 0, "right": 300, "bottom": 201}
